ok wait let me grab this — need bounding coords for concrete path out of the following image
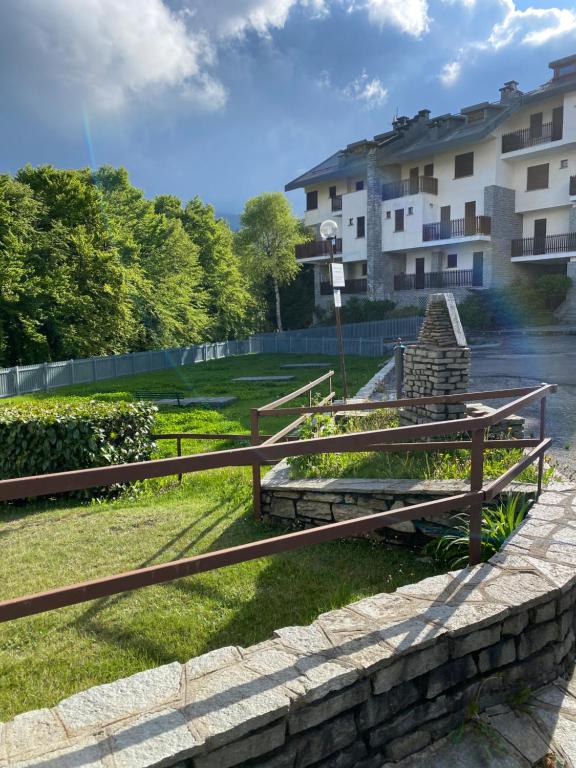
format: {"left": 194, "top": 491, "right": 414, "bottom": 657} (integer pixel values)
{"left": 383, "top": 667, "right": 576, "bottom": 766}
{"left": 470, "top": 335, "right": 576, "bottom": 481}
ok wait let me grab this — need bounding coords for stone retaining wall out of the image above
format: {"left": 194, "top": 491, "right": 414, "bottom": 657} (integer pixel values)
{"left": 6, "top": 485, "right": 576, "bottom": 768}
{"left": 261, "top": 466, "right": 535, "bottom": 539}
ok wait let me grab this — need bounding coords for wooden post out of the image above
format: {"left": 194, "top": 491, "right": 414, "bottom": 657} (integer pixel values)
{"left": 13, "top": 366, "right": 20, "bottom": 396}
{"left": 251, "top": 409, "right": 262, "bottom": 520}
{"left": 43, "top": 362, "right": 49, "bottom": 392}
{"left": 469, "top": 428, "right": 484, "bottom": 566}
{"left": 177, "top": 436, "right": 182, "bottom": 484}
{"left": 538, "top": 390, "right": 547, "bottom": 497}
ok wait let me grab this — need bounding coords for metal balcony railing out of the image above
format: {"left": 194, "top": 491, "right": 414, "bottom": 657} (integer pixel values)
{"left": 422, "top": 216, "right": 491, "bottom": 242}
{"left": 320, "top": 278, "right": 367, "bottom": 296}
{"left": 501, "top": 122, "right": 562, "bottom": 153}
{"left": 295, "top": 238, "right": 342, "bottom": 260}
{"left": 382, "top": 176, "right": 438, "bottom": 201}
{"left": 331, "top": 195, "right": 342, "bottom": 212}
{"left": 511, "top": 232, "right": 576, "bottom": 258}
{"left": 394, "top": 269, "right": 477, "bottom": 291}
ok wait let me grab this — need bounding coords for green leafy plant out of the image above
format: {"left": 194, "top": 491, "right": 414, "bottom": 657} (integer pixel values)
{"left": 0, "top": 399, "right": 156, "bottom": 499}
{"left": 426, "top": 494, "right": 530, "bottom": 568}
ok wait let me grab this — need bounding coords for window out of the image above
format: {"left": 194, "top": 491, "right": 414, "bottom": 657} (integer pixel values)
{"left": 355, "top": 180, "right": 364, "bottom": 191}
{"left": 348, "top": 217, "right": 354, "bottom": 226}
{"left": 454, "top": 152, "right": 474, "bottom": 178}
{"left": 306, "top": 190, "right": 318, "bottom": 210}
{"left": 447, "top": 253, "right": 458, "bottom": 268}
{"left": 424, "top": 163, "right": 434, "bottom": 177}
{"left": 395, "top": 209, "right": 404, "bottom": 232}
{"left": 328, "top": 185, "right": 337, "bottom": 198}
{"left": 526, "top": 163, "right": 549, "bottom": 191}
{"left": 386, "top": 211, "right": 391, "bottom": 219}
{"left": 356, "top": 216, "right": 365, "bottom": 238}
{"left": 407, "top": 206, "right": 414, "bottom": 215}
{"left": 561, "top": 159, "right": 568, "bottom": 169}
{"left": 361, "top": 262, "right": 367, "bottom": 276}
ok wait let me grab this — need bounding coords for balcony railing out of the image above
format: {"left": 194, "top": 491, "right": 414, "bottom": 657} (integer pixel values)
{"left": 394, "top": 269, "right": 477, "bottom": 291}
{"left": 511, "top": 232, "right": 576, "bottom": 258}
{"left": 382, "top": 176, "right": 438, "bottom": 201}
{"left": 570, "top": 176, "right": 576, "bottom": 196}
{"left": 422, "top": 216, "right": 491, "bottom": 242}
{"left": 295, "top": 238, "right": 342, "bottom": 260}
{"left": 331, "top": 195, "right": 342, "bottom": 212}
{"left": 320, "top": 278, "right": 367, "bottom": 296}
{"left": 501, "top": 122, "right": 562, "bottom": 153}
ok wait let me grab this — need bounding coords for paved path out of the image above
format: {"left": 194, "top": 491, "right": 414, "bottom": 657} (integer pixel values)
{"left": 470, "top": 335, "right": 576, "bottom": 481}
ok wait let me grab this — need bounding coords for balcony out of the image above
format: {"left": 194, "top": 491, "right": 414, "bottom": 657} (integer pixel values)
{"left": 295, "top": 238, "right": 342, "bottom": 261}
{"left": 511, "top": 232, "right": 576, "bottom": 258}
{"left": 501, "top": 122, "right": 562, "bottom": 153}
{"left": 394, "top": 269, "right": 478, "bottom": 291}
{"left": 382, "top": 176, "right": 438, "bottom": 201}
{"left": 320, "top": 278, "right": 367, "bottom": 296}
{"left": 422, "top": 216, "right": 491, "bottom": 242}
{"left": 331, "top": 195, "right": 342, "bottom": 212}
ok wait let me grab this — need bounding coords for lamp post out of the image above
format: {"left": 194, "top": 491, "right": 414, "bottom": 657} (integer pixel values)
{"left": 320, "top": 219, "right": 349, "bottom": 402}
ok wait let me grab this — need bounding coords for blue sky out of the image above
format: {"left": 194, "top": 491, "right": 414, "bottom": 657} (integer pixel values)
{"left": 1, "top": 1, "right": 576, "bottom": 217}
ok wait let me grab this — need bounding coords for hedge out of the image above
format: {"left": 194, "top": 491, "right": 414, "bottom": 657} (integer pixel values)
{"left": 0, "top": 400, "right": 156, "bottom": 497}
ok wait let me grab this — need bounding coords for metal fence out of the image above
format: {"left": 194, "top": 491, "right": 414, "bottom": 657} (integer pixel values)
{"left": 0, "top": 315, "right": 422, "bottom": 399}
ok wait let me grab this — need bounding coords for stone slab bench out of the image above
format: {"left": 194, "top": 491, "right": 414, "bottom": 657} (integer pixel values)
{"left": 5, "top": 482, "right": 576, "bottom": 768}
{"left": 232, "top": 376, "right": 295, "bottom": 383}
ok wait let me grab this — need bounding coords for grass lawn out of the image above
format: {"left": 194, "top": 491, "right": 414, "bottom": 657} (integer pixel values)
{"left": 0, "top": 353, "right": 441, "bottom": 720}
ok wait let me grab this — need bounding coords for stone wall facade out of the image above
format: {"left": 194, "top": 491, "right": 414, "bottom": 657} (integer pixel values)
{"left": 5, "top": 485, "right": 576, "bottom": 768}
{"left": 483, "top": 185, "right": 525, "bottom": 289}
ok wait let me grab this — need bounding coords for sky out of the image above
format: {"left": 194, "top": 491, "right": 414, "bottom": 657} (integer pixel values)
{"left": 1, "top": 1, "right": 576, "bottom": 218}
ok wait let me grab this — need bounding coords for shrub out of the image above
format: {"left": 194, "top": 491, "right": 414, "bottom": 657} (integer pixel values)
{"left": 0, "top": 399, "right": 156, "bottom": 497}
{"left": 317, "top": 298, "right": 398, "bottom": 325}
{"left": 533, "top": 274, "right": 572, "bottom": 310}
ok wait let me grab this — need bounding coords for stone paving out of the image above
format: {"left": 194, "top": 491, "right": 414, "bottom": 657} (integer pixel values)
{"left": 2, "top": 481, "right": 576, "bottom": 767}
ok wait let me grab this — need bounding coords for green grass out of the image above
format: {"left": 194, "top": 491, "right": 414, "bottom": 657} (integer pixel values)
{"left": 0, "top": 353, "right": 443, "bottom": 719}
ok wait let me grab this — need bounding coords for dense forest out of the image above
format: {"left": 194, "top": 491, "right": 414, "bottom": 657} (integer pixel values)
{"left": 0, "top": 165, "right": 314, "bottom": 367}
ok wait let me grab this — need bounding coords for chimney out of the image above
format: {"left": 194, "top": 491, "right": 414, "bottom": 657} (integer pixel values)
{"left": 499, "top": 80, "right": 522, "bottom": 104}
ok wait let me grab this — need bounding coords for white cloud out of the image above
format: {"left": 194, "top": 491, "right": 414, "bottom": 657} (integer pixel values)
{"left": 363, "top": 0, "right": 430, "bottom": 37}
{"left": 439, "top": 61, "right": 461, "bottom": 86}
{"left": 487, "top": 1, "right": 576, "bottom": 49}
{"left": 193, "top": 0, "right": 327, "bottom": 39}
{"left": 343, "top": 71, "right": 388, "bottom": 107}
{"left": 0, "top": 0, "right": 226, "bottom": 114}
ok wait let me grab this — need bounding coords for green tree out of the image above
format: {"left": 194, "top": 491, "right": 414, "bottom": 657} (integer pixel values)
{"left": 237, "top": 192, "right": 305, "bottom": 332}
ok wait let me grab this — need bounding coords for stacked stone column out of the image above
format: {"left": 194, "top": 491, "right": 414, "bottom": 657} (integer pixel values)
{"left": 401, "top": 293, "right": 471, "bottom": 425}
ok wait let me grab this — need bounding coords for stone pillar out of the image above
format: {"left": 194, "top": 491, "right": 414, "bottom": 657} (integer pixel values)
{"left": 367, "top": 148, "right": 394, "bottom": 301}
{"left": 401, "top": 293, "right": 471, "bottom": 425}
{"left": 483, "top": 185, "right": 524, "bottom": 289}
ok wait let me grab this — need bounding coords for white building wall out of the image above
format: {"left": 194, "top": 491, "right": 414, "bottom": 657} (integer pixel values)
{"left": 341, "top": 190, "right": 368, "bottom": 262}
{"left": 404, "top": 243, "right": 480, "bottom": 274}
{"left": 522, "top": 207, "right": 570, "bottom": 237}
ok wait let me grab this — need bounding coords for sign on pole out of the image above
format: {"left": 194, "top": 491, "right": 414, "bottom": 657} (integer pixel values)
{"left": 333, "top": 289, "right": 342, "bottom": 307}
{"left": 331, "top": 263, "right": 345, "bottom": 288}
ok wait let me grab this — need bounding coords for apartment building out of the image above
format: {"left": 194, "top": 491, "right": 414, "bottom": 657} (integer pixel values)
{"left": 285, "top": 55, "right": 576, "bottom": 314}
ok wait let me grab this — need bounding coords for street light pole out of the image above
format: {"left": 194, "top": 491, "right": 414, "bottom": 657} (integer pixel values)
{"left": 328, "top": 236, "right": 349, "bottom": 402}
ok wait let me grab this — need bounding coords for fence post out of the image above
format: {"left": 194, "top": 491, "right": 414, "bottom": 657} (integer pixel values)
{"left": 469, "top": 428, "right": 484, "bottom": 566}
{"left": 131, "top": 353, "right": 136, "bottom": 375}
{"left": 70, "top": 360, "right": 75, "bottom": 386}
{"left": 538, "top": 387, "right": 547, "bottom": 497}
{"left": 394, "top": 338, "right": 405, "bottom": 399}
{"left": 112, "top": 355, "right": 118, "bottom": 379}
{"left": 13, "top": 366, "right": 20, "bottom": 396}
{"left": 91, "top": 358, "right": 97, "bottom": 383}
{"left": 164, "top": 349, "right": 169, "bottom": 369}
{"left": 43, "top": 362, "right": 49, "bottom": 392}
{"left": 177, "top": 436, "right": 183, "bottom": 485}
{"left": 251, "top": 408, "right": 262, "bottom": 520}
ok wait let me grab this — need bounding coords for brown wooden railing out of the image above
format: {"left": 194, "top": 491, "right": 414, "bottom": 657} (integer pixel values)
{"left": 394, "top": 269, "right": 475, "bottom": 291}
{"left": 501, "top": 122, "right": 561, "bottom": 153}
{"left": 382, "top": 176, "right": 438, "bottom": 201}
{"left": 0, "top": 382, "right": 555, "bottom": 622}
{"left": 511, "top": 232, "right": 576, "bottom": 258}
{"left": 331, "top": 195, "right": 342, "bottom": 211}
{"left": 295, "top": 238, "right": 342, "bottom": 260}
{"left": 423, "top": 216, "right": 491, "bottom": 242}
{"left": 320, "top": 278, "right": 367, "bottom": 295}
